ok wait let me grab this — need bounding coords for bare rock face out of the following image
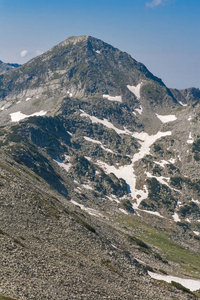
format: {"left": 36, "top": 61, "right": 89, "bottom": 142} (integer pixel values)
{"left": 170, "top": 87, "right": 200, "bottom": 105}
{"left": 0, "top": 36, "right": 200, "bottom": 299}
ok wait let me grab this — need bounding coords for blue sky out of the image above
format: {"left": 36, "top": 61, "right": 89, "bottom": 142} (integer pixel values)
{"left": 0, "top": 0, "right": 200, "bottom": 89}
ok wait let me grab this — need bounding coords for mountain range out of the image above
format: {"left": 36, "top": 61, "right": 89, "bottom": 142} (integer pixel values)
{"left": 0, "top": 35, "right": 200, "bottom": 299}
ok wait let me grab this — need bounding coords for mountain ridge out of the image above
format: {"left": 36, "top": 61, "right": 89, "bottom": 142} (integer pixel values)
{"left": 0, "top": 35, "right": 200, "bottom": 299}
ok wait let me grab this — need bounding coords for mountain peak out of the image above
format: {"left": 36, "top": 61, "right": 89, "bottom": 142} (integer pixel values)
{"left": 55, "top": 35, "right": 114, "bottom": 54}
{"left": 58, "top": 35, "right": 90, "bottom": 47}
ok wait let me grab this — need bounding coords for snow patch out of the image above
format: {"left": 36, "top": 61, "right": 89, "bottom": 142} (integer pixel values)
{"left": 106, "top": 194, "right": 120, "bottom": 204}
{"left": 140, "top": 210, "right": 164, "bottom": 218}
{"left": 67, "top": 91, "right": 73, "bottom": 97}
{"left": 172, "top": 213, "right": 181, "bottom": 222}
{"left": 84, "top": 156, "right": 91, "bottom": 161}
{"left": 82, "top": 184, "right": 93, "bottom": 190}
{"left": 119, "top": 208, "right": 129, "bottom": 215}
{"left": 191, "top": 199, "right": 200, "bottom": 205}
{"left": 193, "top": 231, "right": 200, "bottom": 236}
{"left": 156, "top": 114, "right": 177, "bottom": 123}
{"left": 168, "top": 158, "right": 176, "bottom": 164}
{"left": 26, "top": 97, "right": 31, "bottom": 101}
{"left": 135, "top": 105, "right": 143, "bottom": 115}
{"left": 97, "top": 130, "right": 171, "bottom": 208}
{"left": 146, "top": 172, "right": 170, "bottom": 187}
{"left": 80, "top": 110, "right": 128, "bottom": 135}
{"left": 148, "top": 271, "right": 200, "bottom": 292}
{"left": 84, "top": 136, "right": 114, "bottom": 153}
{"left": 132, "top": 186, "right": 148, "bottom": 209}
{"left": 187, "top": 132, "right": 194, "bottom": 144}
{"left": 67, "top": 131, "right": 73, "bottom": 136}
{"left": 103, "top": 94, "right": 122, "bottom": 102}
{"left": 178, "top": 101, "right": 187, "bottom": 107}
{"left": 154, "top": 160, "right": 169, "bottom": 167}
{"left": 54, "top": 155, "right": 72, "bottom": 172}
{"left": 95, "top": 50, "right": 101, "bottom": 54}
{"left": 10, "top": 110, "right": 47, "bottom": 122}
{"left": 70, "top": 200, "right": 103, "bottom": 217}
{"left": 127, "top": 83, "right": 142, "bottom": 99}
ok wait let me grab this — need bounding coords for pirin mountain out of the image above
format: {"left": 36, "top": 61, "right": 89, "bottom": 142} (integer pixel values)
{"left": 0, "top": 35, "right": 200, "bottom": 299}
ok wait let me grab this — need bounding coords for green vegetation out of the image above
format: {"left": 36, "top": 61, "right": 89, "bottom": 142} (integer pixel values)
{"left": 101, "top": 259, "right": 123, "bottom": 277}
{"left": 120, "top": 199, "right": 135, "bottom": 213}
{"left": 116, "top": 214, "right": 200, "bottom": 278}
{"left": 63, "top": 209, "right": 96, "bottom": 234}
{"left": 171, "top": 281, "right": 194, "bottom": 295}
{"left": 0, "top": 295, "right": 18, "bottom": 300}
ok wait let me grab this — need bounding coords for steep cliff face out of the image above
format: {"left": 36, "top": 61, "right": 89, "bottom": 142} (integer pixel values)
{"left": 0, "top": 36, "right": 200, "bottom": 299}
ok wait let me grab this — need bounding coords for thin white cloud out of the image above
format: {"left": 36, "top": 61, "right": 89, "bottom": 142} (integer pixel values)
{"left": 20, "top": 50, "right": 28, "bottom": 57}
{"left": 35, "top": 50, "right": 43, "bottom": 56}
{"left": 145, "top": 0, "right": 163, "bottom": 8}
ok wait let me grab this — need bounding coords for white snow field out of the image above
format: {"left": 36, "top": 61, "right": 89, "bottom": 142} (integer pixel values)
{"left": 156, "top": 114, "right": 177, "bottom": 123}
{"left": 103, "top": 94, "right": 122, "bottom": 102}
{"left": 148, "top": 271, "right": 200, "bottom": 292}
{"left": 80, "top": 110, "right": 173, "bottom": 209}
{"left": 172, "top": 212, "right": 181, "bottom": 222}
{"left": 10, "top": 110, "right": 47, "bottom": 122}
{"left": 127, "top": 83, "right": 142, "bottom": 99}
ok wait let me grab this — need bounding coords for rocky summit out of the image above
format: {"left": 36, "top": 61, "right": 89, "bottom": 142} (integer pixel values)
{"left": 0, "top": 35, "right": 200, "bottom": 300}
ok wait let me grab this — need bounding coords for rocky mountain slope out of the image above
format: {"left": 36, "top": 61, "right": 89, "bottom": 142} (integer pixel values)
{"left": 0, "top": 35, "right": 200, "bottom": 299}
{"left": 0, "top": 60, "right": 20, "bottom": 75}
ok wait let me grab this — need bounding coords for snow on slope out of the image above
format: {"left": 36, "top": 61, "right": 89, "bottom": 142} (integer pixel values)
{"left": 70, "top": 200, "right": 103, "bottom": 217}
{"left": 10, "top": 110, "right": 47, "bottom": 122}
{"left": 154, "top": 160, "right": 169, "bottom": 167}
{"left": 172, "top": 212, "right": 181, "bottom": 222}
{"left": 187, "top": 132, "right": 194, "bottom": 144}
{"left": 80, "top": 110, "right": 173, "bottom": 209}
{"left": 156, "top": 114, "right": 177, "bottom": 123}
{"left": 84, "top": 136, "right": 114, "bottom": 153}
{"left": 97, "top": 130, "right": 171, "bottom": 208}
{"left": 146, "top": 172, "right": 170, "bottom": 188}
{"left": 127, "top": 83, "right": 142, "bottom": 99}
{"left": 103, "top": 94, "right": 122, "bottom": 102}
{"left": 54, "top": 155, "right": 72, "bottom": 172}
{"left": 148, "top": 271, "right": 200, "bottom": 292}
{"left": 135, "top": 106, "right": 143, "bottom": 115}
{"left": 80, "top": 110, "right": 128, "bottom": 135}
{"left": 140, "top": 210, "right": 164, "bottom": 218}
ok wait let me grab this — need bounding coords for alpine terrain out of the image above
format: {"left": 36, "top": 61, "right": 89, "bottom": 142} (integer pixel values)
{"left": 0, "top": 35, "right": 200, "bottom": 299}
